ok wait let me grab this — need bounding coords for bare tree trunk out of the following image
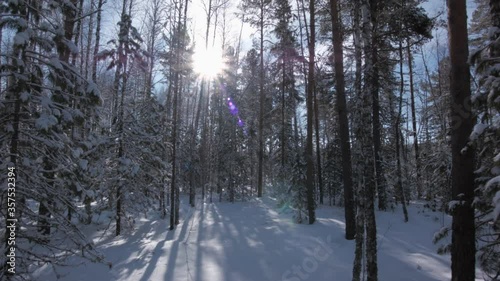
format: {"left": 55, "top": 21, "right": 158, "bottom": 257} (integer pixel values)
{"left": 314, "top": 83, "right": 323, "bottom": 204}
{"left": 397, "top": 40, "right": 409, "bottom": 222}
{"left": 145, "top": 0, "right": 162, "bottom": 96}
{"left": 84, "top": 0, "right": 95, "bottom": 79}
{"left": 330, "top": 0, "right": 355, "bottom": 240}
{"left": 71, "top": 0, "right": 84, "bottom": 67}
{"left": 170, "top": 0, "right": 184, "bottom": 231}
{"left": 92, "top": 0, "right": 105, "bottom": 83}
{"left": 352, "top": 182, "right": 365, "bottom": 281}
{"left": 257, "top": 0, "right": 265, "bottom": 197}
{"left": 305, "top": 0, "right": 316, "bottom": 224}
{"left": 419, "top": 45, "right": 434, "bottom": 200}
{"left": 447, "top": 0, "right": 476, "bottom": 280}
{"left": 115, "top": 0, "right": 130, "bottom": 237}
{"left": 406, "top": 42, "right": 422, "bottom": 199}
{"left": 170, "top": 82, "right": 178, "bottom": 231}
{"left": 361, "top": 0, "right": 378, "bottom": 279}
{"left": 370, "top": 0, "right": 385, "bottom": 211}
{"left": 235, "top": 14, "right": 244, "bottom": 68}
{"left": 281, "top": 61, "right": 286, "bottom": 175}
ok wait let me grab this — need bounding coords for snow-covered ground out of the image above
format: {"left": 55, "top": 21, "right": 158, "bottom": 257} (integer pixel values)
{"left": 33, "top": 196, "right": 484, "bottom": 281}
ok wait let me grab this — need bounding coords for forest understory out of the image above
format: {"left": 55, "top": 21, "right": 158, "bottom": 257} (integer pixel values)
{"left": 1, "top": 0, "right": 499, "bottom": 280}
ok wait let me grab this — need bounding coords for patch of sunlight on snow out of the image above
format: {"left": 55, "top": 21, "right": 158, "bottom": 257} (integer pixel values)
{"left": 317, "top": 218, "right": 346, "bottom": 227}
{"left": 227, "top": 223, "right": 240, "bottom": 237}
{"left": 405, "top": 253, "right": 451, "bottom": 280}
{"left": 199, "top": 260, "right": 224, "bottom": 281}
{"left": 245, "top": 237, "right": 264, "bottom": 248}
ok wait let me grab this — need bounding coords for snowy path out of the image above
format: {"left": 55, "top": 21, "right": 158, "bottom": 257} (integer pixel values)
{"left": 34, "top": 196, "right": 483, "bottom": 281}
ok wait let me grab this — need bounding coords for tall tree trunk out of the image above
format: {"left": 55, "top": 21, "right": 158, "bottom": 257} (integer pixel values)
{"left": 361, "top": 0, "right": 378, "bottom": 279}
{"left": 92, "top": 0, "right": 104, "bottom": 83}
{"left": 114, "top": 0, "right": 129, "bottom": 236}
{"left": 370, "top": 0, "right": 385, "bottom": 211}
{"left": 351, "top": 9, "right": 363, "bottom": 275}
{"left": 170, "top": 0, "right": 188, "bottom": 228}
{"left": 189, "top": 83, "right": 203, "bottom": 206}
{"left": 39, "top": 0, "right": 80, "bottom": 237}
{"left": 257, "top": 0, "right": 265, "bottom": 197}
{"left": 330, "top": 0, "right": 355, "bottom": 240}
{"left": 194, "top": 0, "right": 214, "bottom": 201}
{"left": 352, "top": 183, "right": 365, "bottom": 281}
{"left": 200, "top": 83, "right": 210, "bottom": 200}
{"left": 406, "top": 42, "right": 422, "bottom": 199}
{"left": 175, "top": 0, "right": 189, "bottom": 223}
{"left": 84, "top": 0, "right": 95, "bottom": 80}
{"left": 314, "top": 83, "right": 323, "bottom": 204}
{"left": 145, "top": 0, "right": 161, "bottom": 96}
{"left": 447, "top": 0, "right": 476, "bottom": 280}
{"left": 305, "top": 0, "right": 316, "bottom": 224}
{"left": 170, "top": 0, "right": 183, "bottom": 231}
{"left": 420, "top": 45, "right": 435, "bottom": 200}
{"left": 170, "top": 77, "right": 178, "bottom": 231}
{"left": 397, "top": 40, "right": 409, "bottom": 222}
{"left": 115, "top": 38, "right": 129, "bottom": 237}
{"left": 175, "top": 77, "right": 183, "bottom": 226}
{"left": 71, "top": 0, "right": 84, "bottom": 67}
{"left": 281, "top": 60, "right": 286, "bottom": 175}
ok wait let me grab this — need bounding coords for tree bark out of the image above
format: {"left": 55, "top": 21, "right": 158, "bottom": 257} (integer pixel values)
{"left": 305, "top": 0, "right": 316, "bottom": 224}
{"left": 170, "top": 0, "right": 184, "bottom": 231}
{"left": 257, "top": 0, "right": 265, "bottom": 197}
{"left": 447, "top": 0, "right": 476, "bottom": 280}
{"left": 361, "top": 0, "right": 378, "bottom": 279}
{"left": 92, "top": 0, "right": 104, "bottom": 83}
{"left": 330, "top": 0, "right": 355, "bottom": 240}
{"left": 407, "top": 42, "right": 422, "bottom": 199}
{"left": 314, "top": 81, "right": 323, "bottom": 204}
{"left": 370, "top": 0, "right": 385, "bottom": 211}
{"left": 397, "top": 40, "right": 409, "bottom": 222}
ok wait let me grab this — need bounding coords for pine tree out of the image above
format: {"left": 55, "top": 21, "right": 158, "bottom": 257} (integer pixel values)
{"left": 470, "top": 0, "right": 500, "bottom": 278}
{"left": 271, "top": 0, "right": 297, "bottom": 184}
{"left": 97, "top": 0, "right": 148, "bottom": 236}
{"left": 1, "top": 0, "right": 104, "bottom": 276}
{"left": 240, "top": 0, "right": 272, "bottom": 198}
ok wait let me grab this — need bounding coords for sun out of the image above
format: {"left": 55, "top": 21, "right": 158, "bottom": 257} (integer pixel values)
{"left": 192, "top": 46, "right": 225, "bottom": 78}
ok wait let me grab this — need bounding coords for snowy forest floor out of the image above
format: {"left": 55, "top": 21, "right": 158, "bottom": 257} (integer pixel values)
{"left": 34, "top": 195, "right": 485, "bottom": 281}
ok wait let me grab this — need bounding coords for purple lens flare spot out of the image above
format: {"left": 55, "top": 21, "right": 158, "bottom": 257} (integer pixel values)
{"left": 227, "top": 98, "right": 238, "bottom": 115}
{"left": 224, "top": 95, "right": 246, "bottom": 134}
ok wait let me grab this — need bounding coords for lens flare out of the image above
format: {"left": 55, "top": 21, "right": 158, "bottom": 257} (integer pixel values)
{"left": 228, "top": 99, "right": 238, "bottom": 115}
{"left": 226, "top": 97, "right": 246, "bottom": 133}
